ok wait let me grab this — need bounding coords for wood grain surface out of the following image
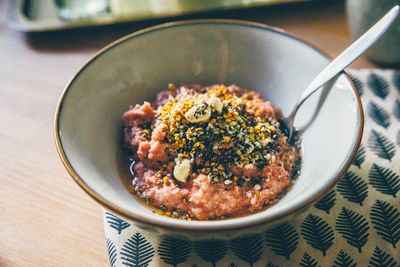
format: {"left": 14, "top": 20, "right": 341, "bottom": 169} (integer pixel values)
{"left": 0, "top": 0, "right": 381, "bottom": 266}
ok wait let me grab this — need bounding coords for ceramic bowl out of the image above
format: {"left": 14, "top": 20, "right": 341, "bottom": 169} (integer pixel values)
{"left": 55, "top": 20, "right": 363, "bottom": 239}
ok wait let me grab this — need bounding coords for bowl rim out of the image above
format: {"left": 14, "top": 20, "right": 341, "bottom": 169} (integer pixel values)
{"left": 54, "top": 19, "right": 364, "bottom": 231}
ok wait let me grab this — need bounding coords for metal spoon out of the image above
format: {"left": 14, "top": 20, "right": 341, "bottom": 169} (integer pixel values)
{"left": 283, "top": 5, "right": 400, "bottom": 142}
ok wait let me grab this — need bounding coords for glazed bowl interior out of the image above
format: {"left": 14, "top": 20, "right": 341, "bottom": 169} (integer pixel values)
{"left": 56, "top": 21, "right": 362, "bottom": 231}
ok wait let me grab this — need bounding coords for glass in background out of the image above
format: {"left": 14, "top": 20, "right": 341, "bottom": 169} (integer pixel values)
{"left": 346, "top": 0, "right": 400, "bottom": 66}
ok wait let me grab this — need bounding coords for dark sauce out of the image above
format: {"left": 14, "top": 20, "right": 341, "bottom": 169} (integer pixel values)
{"left": 278, "top": 119, "right": 302, "bottom": 177}
{"left": 117, "top": 148, "right": 161, "bottom": 214}
{"left": 117, "top": 148, "right": 194, "bottom": 219}
{"left": 278, "top": 119, "right": 290, "bottom": 137}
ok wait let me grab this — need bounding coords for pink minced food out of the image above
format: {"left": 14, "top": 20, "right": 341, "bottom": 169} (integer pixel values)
{"left": 122, "top": 84, "right": 300, "bottom": 220}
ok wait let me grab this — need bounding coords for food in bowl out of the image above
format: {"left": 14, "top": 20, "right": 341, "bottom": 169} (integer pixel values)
{"left": 122, "top": 84, "right": 301, "bottom": 220}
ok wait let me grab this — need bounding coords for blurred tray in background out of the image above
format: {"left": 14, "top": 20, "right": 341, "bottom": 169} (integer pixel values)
{"left": 7, "top": 0, "right": 317, "bottom": 32}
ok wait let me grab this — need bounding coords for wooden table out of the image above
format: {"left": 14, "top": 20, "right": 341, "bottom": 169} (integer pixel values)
{"left": 0, "top": 1, "right": 380, "bottom": 266}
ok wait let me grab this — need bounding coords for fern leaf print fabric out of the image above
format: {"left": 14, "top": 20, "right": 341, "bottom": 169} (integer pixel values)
{"left": 103, "top": 70, "right": 400, "bottom": 266}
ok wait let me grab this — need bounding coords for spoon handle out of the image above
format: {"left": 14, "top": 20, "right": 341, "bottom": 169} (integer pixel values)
{"left": 294, "top": 5, "right": 399, "bottom": 112}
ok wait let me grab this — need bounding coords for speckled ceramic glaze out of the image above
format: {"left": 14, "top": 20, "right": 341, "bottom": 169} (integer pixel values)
{"left": 55, "top": 20, "right": 363, "bottom": 239}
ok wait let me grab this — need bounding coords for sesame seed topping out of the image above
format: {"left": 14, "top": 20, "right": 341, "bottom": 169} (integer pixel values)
{"left": 153, "top": 84, "right": 283, "bottom": 186}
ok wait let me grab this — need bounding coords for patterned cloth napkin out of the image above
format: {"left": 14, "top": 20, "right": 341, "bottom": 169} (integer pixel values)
{"left": 103, "top": 69, "right": 400, "bottom": 267}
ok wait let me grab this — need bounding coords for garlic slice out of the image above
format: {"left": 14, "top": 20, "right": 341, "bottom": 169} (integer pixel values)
{"left": 207, "top": 94, "right": 223, "bottom": 113}
{"left": 184, "top": 103, "right": 211, "bottom": 123}
{"left": 173, "top": 159, "right": 191, "bottom": 183}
